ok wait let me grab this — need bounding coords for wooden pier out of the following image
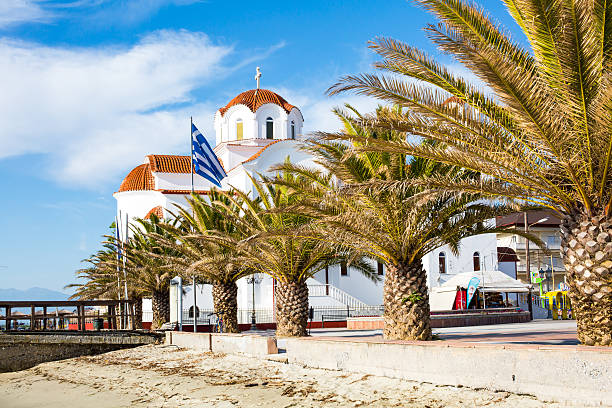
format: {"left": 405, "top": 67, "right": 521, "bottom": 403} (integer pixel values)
{"left": 0, "top": 300, "right": 136, "bottom": 331}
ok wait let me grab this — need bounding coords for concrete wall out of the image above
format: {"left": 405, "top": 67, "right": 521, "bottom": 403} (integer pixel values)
{"left": 347, "top": 311, "right": 530, "bottom": 330}
{"left": 166, "top": 331, "right": 277, "bottom": 357}
{"left": 0, "top": 332, "right": 161, "bottom": 372}
{"left": 285, "top": 337, "right": 612, "bottom": 406}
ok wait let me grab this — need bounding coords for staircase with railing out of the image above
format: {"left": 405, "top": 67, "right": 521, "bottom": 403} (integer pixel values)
{"left": 307, "top": 283, "right": 369, "bottom": 308}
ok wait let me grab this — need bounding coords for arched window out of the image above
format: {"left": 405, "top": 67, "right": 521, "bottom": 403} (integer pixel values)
{"left": 439, "top": 252, "right": 446, "bottom": 274}
{"left": 236, "top": 119, "right": 243, "bottom": 141}
{"left": 266, "top": 117, "right": 274, "bottom": 139}
{"left": 290, "top": 121, "right": 295, "bottom": 140}
{"left": 188, "top": 305, "right": 199, "bottom": 318}
{"left": 473, "top": 252, "right": 481, "bottom": 271}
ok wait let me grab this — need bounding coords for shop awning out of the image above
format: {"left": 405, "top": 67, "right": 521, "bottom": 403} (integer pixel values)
{"left": 439, "top": 270, "right": 531, "bottom": 293}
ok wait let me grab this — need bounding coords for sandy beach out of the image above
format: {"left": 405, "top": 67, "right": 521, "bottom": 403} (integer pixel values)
{"left": 0, "top": 344, "right": 570, "bottom": 407}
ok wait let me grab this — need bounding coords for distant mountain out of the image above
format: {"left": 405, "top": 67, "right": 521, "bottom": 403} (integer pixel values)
{"left": 0, "top": 287, "right": 69, "bottom": 301}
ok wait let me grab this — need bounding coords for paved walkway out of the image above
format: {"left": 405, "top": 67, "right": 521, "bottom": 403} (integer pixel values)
{"left": 306, "top": 320, "right": 579, "bottom": 346}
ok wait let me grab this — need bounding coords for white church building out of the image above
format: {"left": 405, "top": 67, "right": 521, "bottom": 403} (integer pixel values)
{"left": 114, "top": 78, "right": 503, "bottom": 325}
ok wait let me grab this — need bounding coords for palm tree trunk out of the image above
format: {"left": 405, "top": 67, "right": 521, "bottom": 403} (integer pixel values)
{"left": 383, "top": 259, "right": 432, "bottom": 340}
{"left": 275, "top": 280, "right": 309, "bottom": 337}
{"left": 151, "top": 289, "right": 170, "bottom": 330}
{"left": 133, "top": 296, "right": 143, "bottom": 329}
{"left": 561, "top": 212, "right": 612, "bottom": 346}
{"left": 212, "top": 281, "right": 239, "bottom": 333}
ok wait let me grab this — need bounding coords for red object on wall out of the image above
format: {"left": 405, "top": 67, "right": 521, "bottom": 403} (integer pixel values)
{"left": 454, "top": 289, "right": 467, "bottom": 310}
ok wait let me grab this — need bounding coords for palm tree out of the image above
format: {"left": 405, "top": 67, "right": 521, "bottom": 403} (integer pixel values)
{"left": 156, "top": 190, "right": 254, "bottom": 333}
{"left": 127, "top": 215, "right": 184, "bottom": 329}
{"left": 206, "top": 174, "right": 377, "bottom": 337}
{"left": 326, "top": 0, "right": 612, "bottom": 346}
{"left": 68, "top": 227, "right": 145, "bottom": 329}
{"left": 277, "top": 106, "right": 525, "bottom": 340}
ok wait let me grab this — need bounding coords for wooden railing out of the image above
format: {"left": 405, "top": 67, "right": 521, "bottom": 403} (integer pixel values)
{"left": 0, "top": 300, "right": 137, "bottom": 332}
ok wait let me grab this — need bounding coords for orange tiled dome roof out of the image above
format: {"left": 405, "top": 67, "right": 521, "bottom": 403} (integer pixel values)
{"left": 218, "top": 89, "right": 296, "bottom": 116}
{"left": 118, "top": 164, "right": 155, "bottom": 192}
{"left": 144, "top": 206, "right": 164, "bottom": 220}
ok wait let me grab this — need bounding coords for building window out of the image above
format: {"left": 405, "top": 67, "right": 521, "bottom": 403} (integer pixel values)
{"left": 188, "top": 306, "right": 199, "bottom": 318}
{"left": 377, "top": 262, "right": 384, "bottom": 276}
{"left": 266, "top": 117, "right": 274, "bottom": 139}
{"left": 236, "top": 119, "right": 243, "bottom": 140}
{"left": 439, "top": 252, "right": 446, "bottom": 274}
{"left": 340, "top": 261, "right": 348, "bottom": 276}
{"left": 546, "top": 235, "right": 560, "bottom": 247}
{"left": 473, "top": 252, "right": 480, "bottom": 271}
{"left": 291, "top": 121, "right": 295, "bottom": 140}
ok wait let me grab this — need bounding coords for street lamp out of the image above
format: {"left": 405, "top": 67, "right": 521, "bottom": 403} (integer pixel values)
{"left": 523, "top": 213, "right": 549, "bottom": 320}
{"left": 247, "top": 274, "right": 262, "bottom": 330}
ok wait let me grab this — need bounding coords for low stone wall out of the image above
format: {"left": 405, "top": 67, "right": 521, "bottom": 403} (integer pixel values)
{"left": 285, "top": 337, "right": 612, "bottom": 406}
{"left": 348, "top": 311, "right": 530, "bottom": 330}
{"left": 165, "top": 331, "right": 211, "bottom": 351}
{"left": 167, "top": 331, "right": 277, "bottom": 357}
{"left": 0, "top": 331, "right": 162, "bottom": 372}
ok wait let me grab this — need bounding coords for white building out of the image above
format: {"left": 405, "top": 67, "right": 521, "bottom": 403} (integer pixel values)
{"left": 115, "top": 83, "right": 511, "bottom": 324}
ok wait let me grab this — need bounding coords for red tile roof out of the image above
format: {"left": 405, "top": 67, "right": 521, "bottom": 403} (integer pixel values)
{"left": 144, "top": 206, "right": 164, "bottom": 220}
{"left": 147, "top": 154, "right": 226, "bottom": 174}
{"left": 118, "top": 164, "right": 155, "bottom": 192}
{"left": 147, "top": 154, "right": 192, "bottom": 173}
{"left": 218, "top": 89, "right": 296, "bottom": 116}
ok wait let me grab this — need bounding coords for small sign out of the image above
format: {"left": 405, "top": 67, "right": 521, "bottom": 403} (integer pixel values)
{"left": 466, "top": 277, "right": 480, "bottom": 307}
{"left": 559, "top": 282, "right": 569, "bottom": 291}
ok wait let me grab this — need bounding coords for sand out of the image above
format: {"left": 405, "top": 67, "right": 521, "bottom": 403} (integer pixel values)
{"left": 0, "top": 344, "right": 568, "bottom": 408}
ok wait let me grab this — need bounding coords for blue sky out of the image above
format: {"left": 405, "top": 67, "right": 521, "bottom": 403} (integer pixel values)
{"left": 0, "top": 0, "right": 522, "bottom": 292}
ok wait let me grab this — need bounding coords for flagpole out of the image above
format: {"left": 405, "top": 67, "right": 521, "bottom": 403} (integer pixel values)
{"left": 115, "top": 214, "right": 122, "bottom": 303}
{"left": 123, "top": 213, "right": 130, "bottom": 329}
{"left": 115, "top": 213, "right": 122, "bottom": 329}
{"left": 190, "top": 116, "right": 194, "bottom": 194}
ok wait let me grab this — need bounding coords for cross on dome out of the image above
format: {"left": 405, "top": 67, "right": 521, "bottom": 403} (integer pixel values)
{"left": 255, "top": 67, "right": 261, "bottom": 89}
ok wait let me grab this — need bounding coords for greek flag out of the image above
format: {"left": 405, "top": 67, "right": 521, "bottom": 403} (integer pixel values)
{"left": 191, "top": 123, "right": 227, "bottom": 187}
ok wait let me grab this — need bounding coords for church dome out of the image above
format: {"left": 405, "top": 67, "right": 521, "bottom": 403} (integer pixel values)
{"left": 117, "top": 163, "right": 155, "bottom": 192}
{"left": 218, "top": 89, "right": 296, "bottom": 116}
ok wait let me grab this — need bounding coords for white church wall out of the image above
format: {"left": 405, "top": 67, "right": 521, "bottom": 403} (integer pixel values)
{"left": 286, "top": 108, "right": 304, "bottom": 139}
{"left": 114, "top": 190, "right": 166, "bottom": 237}
{"left": 155, "top": 172, "right": 213, "bottom": 192}
{"left": 162, "top": 193, "right": 202, "bottom": 215}
{"left": 219, "top": 145, "right": 262, "bottom": 171}
{"left": 255, "top": 104, "right": 286, "bottom": 139}
{"left": 242, "top": 140, "right": 314, "bottom": 176}
{"left": 181, "top": 283, "right": 214, "bottom": 313}
{"left": 224, "top": 105, "right": 256, "bottom": 142}
{"left": 424, "top": 232, "right": 500, "bottom": 288}
{"left": 317, "top": 262, "right": 384, "bottom": 305}
{"left": 221, "top": 167, "right": 251, "bottom": 192}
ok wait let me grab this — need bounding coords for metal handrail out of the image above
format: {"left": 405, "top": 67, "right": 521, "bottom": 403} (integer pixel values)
{"left": 307, "top": 284, "right": 369, "bottom": 308}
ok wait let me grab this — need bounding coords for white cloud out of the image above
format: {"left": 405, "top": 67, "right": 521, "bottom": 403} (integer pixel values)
{"left": 0, "top": 0, "right": 51, "bottom": 28}
{"left": 0, "top": 1, "right": 203, "bottom": 29}
{"left": 0, "top": 30, "right": 231, "bottom": 188}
